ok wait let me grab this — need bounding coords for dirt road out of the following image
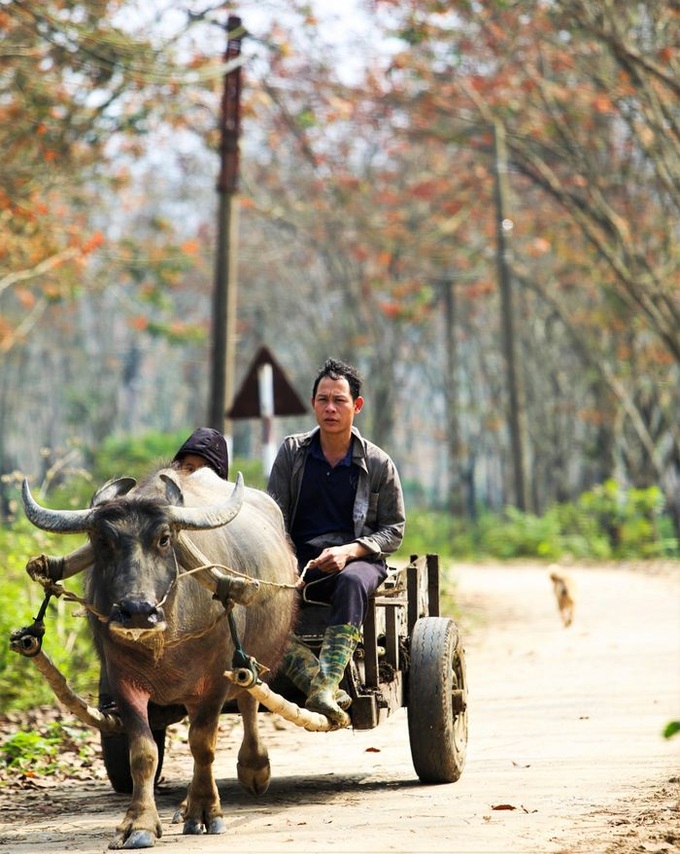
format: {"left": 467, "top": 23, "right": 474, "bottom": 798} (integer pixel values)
{"left": 1, "top": 561, "right": 678, "bottom": 854}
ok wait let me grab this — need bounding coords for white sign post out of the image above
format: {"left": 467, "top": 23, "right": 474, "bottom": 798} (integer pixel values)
{"left": 258, "top": 362, "right": 276, "bottom": 476}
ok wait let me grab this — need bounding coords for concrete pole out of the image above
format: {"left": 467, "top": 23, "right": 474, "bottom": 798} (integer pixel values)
{"left": 442, "top": 277, "right": 464, "bottom": 517}
{"left": 492, "top": 120, "right": 531, "bottom": 512}
{"left": 209, "top": 16, "right": 243, "bottom": 443}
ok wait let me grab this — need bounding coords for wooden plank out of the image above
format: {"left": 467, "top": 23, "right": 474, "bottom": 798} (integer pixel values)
{"left": 427, "top": 553, "right": 440, "bottom": 617}
{"left": 384, "top": 605, "right": 399, "bottom": 669}
{"left": 407, "top": 555, "right": 426, "bottom": 634}
{"left": 363, "top": 598, "right": 379, "bottom": 688}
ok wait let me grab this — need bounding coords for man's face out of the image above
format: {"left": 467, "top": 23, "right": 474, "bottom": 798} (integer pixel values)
{"left": 312, "top": 376, "right": 363, "bottom": 435}
{"left": 176, "top": 453, "right": 208, "bottom": 475}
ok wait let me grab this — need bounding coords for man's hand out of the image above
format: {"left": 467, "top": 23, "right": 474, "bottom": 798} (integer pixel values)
{"left": 308, "top": 542, "right": 370, "bottom": 574}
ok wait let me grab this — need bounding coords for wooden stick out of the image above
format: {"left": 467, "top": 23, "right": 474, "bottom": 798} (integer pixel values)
{"left": 28, "top": 650, "right": 124, "bottom": 734}
{"left": 224, "top": 670, "right": 350, "bottom": 732}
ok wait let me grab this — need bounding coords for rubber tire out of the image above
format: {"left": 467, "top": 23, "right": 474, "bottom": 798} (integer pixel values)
{"left": 407, "top": 616, "right": 468, "bottom": 784}
{"left": 101, "top": 728, "right": 166, "bottom": 794}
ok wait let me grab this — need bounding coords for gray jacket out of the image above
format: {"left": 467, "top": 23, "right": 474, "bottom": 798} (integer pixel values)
{"left": 267, "top": 426, "right": 405, "bottom": 558}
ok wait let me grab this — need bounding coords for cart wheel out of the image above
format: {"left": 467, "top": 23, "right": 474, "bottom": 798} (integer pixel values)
{"left": 101, "top": 728, "right": 166, "bottom": 794}
{"left": 407, "top": 616, "right": 468, "bottom": 784}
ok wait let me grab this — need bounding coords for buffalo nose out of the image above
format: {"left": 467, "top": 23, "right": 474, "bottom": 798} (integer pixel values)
{"left": 110, "top": 598, "right": 164, "bottom": 629}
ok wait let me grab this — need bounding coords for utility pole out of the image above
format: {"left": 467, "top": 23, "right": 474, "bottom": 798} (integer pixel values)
{"left": 441, "top": 276, "right": 464, "bottom": 517}
{"left": 492, "top": 120, "right": 531, "bottom": 511}
{"left": 209, "top": 15, "right": 243, "bottom": 436}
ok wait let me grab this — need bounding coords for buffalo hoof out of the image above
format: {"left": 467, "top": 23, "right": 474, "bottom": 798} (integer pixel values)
{"left": 208, "top": 817, "right": 227, "bottom": 834}
{"left": 109, "top": 828, "right": 156, "bottom": 849}
{"left": 183, "top": 816, "right": 226, "bottom": 835}
{"left": 182, "top": 818, "right": 205, "bottom": 835}
{"left": 237, "top": 759, "right": 271, "bottom": 796}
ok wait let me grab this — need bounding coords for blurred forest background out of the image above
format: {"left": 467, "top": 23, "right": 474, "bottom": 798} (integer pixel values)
{"left": 1, "top": 0, "right": 678, "bottom": 553}
{"left": 0, "top": 0, "right": 678, "bottom": 714}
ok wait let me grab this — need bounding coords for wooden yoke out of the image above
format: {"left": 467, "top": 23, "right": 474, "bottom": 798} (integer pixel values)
{"left": 25, "top": 534, "right": 261, "bottom": 608}
{"left": 26, "top": 543, "right": 95, "bottom": 583}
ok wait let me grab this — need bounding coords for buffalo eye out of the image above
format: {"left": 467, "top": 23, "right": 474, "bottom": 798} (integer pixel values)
{"left": 157, "top": 530, "right": 172, "bottom": 549}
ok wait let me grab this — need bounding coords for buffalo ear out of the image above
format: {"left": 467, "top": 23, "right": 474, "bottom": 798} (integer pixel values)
{"left": 90, "top": 477, "right": 137, "bottom": 507}
{"left": 160, "top": 473, "right": 185, "bottom": 506}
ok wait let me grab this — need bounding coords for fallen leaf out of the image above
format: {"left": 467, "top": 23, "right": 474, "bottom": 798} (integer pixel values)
{"left": 491, "top": 803, "right": 537, "bottom": 814}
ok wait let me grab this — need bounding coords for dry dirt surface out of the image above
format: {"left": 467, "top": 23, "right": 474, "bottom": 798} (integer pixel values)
{"left": 1, "top": 561, "right": 678, "bottom": 854}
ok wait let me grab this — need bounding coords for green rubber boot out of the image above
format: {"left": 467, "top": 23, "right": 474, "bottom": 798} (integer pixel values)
{"left": 279, "top": 634, "right": 351, "bottom": 709}
{"left": 305, "top": 624, "right": 361, "bottom": 727}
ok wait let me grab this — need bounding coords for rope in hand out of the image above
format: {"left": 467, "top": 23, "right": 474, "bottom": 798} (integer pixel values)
{"left": 296, "top": 560, "right": 313, "bottom": 588}
{"left": 179, "top": 562, "right": 302, "bottom": 590}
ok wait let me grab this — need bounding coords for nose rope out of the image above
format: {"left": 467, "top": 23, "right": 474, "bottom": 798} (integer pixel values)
{"left": 153, "top": 548, "right": 181, "bottom": 611}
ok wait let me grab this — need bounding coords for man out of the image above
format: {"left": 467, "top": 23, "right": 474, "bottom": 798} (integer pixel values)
{"left": 173, "top": 427, "right": 229, "bottom": 480}
{"left": 268, "top": 358, "right": 405, "bottom": 726}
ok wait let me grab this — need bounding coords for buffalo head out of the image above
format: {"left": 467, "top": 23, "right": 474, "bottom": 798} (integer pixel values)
{"left": 22, "top": 472, "right": 244, "bottom": 645}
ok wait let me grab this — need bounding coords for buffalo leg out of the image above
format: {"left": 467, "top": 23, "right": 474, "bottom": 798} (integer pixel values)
{"left": 109, "top": 714, "right": 162, "bottom": 849}
{"left": 182, "top": 706, "right": 226, "bottom": 835}
{"left": 236, "top": 691, "right": 271, "bottom": 795}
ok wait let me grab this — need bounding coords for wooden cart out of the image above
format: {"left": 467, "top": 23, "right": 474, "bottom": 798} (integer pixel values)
{"left": 100, "top": 554, "right": 468, "bottom": 790}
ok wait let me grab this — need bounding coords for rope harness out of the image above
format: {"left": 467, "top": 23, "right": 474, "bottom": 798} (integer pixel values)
{"left": 13, "top": 557, "right": 299, "bottom": 644}
{"left": 9, "top": 548, "right": 343, "bottom": 734}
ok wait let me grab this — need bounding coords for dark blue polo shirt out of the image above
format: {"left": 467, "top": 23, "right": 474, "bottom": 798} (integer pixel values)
{"left": 290, "top": 434, "right": 358, "bottom": 563}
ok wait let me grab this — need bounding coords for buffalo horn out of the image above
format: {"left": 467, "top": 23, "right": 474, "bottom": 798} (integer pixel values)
{"left": 22, "top": 471, "right": 245, "bottom": 536}
{"left": 166, "top": 472, "right": 245, "bottom": 531}
{"left": 91, "top": 477, "right": 137, "bottom": 506}
{"left": 22, "top": 479, "right": 94, "bottom": 534}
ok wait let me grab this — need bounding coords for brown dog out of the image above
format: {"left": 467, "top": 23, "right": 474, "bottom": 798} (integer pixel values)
{"left": 549, "top": 568, "right": 575, "bottom": 627}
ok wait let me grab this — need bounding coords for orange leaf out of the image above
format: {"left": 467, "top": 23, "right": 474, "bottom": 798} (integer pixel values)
{"left": 17, "top": 288, "right": 36, "bottom": 309}
{"left": 180, "top": 239, "right": 199, "bottom": 255}
{"left": 82, "top": 232, "right": 104, "bottom": 253}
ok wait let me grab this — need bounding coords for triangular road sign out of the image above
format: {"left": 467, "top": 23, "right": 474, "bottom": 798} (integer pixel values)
{"left": 227, "top": 346, "right": 308, "bottom": 419}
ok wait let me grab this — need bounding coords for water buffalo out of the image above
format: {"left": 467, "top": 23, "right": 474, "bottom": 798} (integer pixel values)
{"left": 22, "top": 466, "right": 298, "bottom": 849}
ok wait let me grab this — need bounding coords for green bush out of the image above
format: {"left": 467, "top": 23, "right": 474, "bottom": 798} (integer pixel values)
{"left": 571, "top": 481, "right": 670, "bottom": 559}
{"left": 91, "top": 430, "right": 188, "bottom": 482}
{"left": 399, "top": 482, "right": 677, "bottom": 561}
{"left": 0, "top": 524, "right": 97, "bottom": 713}
{"left": 1, "top": 720, "right": 96, "bottom": 776}
{"left": 92, "top": 431, "right": 268, "bottom": 490}
{"left": 2, "top": 726, "right": 61, "bottom": 774}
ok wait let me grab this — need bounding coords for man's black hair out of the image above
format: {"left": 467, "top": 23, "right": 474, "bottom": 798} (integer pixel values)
{"left": 312, "top": 358, "right": 363, "bottom": 400}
